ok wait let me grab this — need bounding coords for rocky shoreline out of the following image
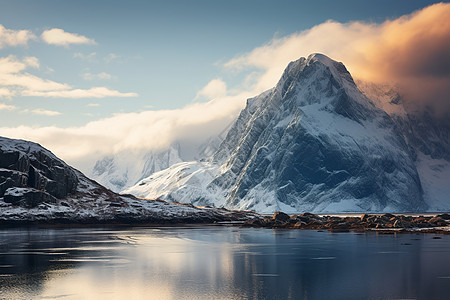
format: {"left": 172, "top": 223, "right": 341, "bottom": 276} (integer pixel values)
{"left": 242, "top": 212, "right": 450, "bottom": 234}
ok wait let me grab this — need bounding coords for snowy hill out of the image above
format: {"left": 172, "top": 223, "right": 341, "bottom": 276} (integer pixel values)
{"left": 125, "top": 53, "right": 446, "bottom": 213}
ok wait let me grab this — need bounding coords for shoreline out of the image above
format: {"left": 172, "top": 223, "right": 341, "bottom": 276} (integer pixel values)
{"left": 242, "top": 212, "right": 450, "bottom": 234}
{"left": 1, "top": 212, "right": 450, "bottom": 234}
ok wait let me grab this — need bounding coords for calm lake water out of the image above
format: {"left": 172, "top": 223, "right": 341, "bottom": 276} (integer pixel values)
{"left": 0, "top": 226, "right": 449, "bottom": 300}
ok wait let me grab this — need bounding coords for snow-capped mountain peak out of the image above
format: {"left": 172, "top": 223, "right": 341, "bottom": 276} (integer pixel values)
{"left": 125, "top": 54, "right": 436, "bottom": 213}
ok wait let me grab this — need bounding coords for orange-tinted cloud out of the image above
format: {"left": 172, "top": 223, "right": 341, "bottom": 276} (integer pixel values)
{"left": 358, "top": 3, "right": 450, "bottom": 117}
{"left": 225, "top": 3, "right": 450, "bottom": 119}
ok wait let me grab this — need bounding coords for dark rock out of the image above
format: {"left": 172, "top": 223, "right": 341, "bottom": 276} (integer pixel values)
{"left": 392, "top": 220, "right": 403, "bottom": 228}
{"left": 428, "top": 217, "right": 447, "bottom": 227}
{"left": 360, "top": 214, "right": 370, "bottom": 221}
{"left": 0, "top": 150, "right": 29, "bottom": 172}
{"left": 437, "top": 213, "right": 450, "bottom": 220}
{"left": 4, "top": 187, "right": 56, "bottom": 208}
{"left": 272, "top": 211, "right": 290, "bottom": 222}
{"left": 382, "top": 213, "right": 395, "bottom": 220}
{"left": 301, "top": 212, "right": 316, "bottom": 217}
{"left": 0, "top": 141, "right": 78, "bottom": 201}
{"left": 243, "top": 218, "right": 265, "bottom": 227}
{"left": 293, "top": 221, "right": 307, "bottom": 229}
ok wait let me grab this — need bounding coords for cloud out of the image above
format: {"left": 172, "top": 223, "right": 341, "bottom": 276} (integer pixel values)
{"left": 0, "top": 55, "right": 137, "bottom": 98}
{"left": 74, "top": 52, "right": 97, "bottom": 62}
{"left": 23, "top": 56, "right": 40, "bottom": 69}
{"left": 224, "top": 3, "right": 450, "bottom": 118}
{"left": 41, "top": 28, "right": 95, "bottom": 46}
{"left": 0, "top": 87, "right": 15, "bottom": 99}
{"left": 1, "top": 3, "right": 449, "bottom": 174}
{"left": 0, "top": 92, "right": 250, "bottom": 171}
{"left": 195, "top": 78, "right": 227, "bottom": 100}
{"left": 87, "top": 103, "right": 100, "bottom": 107}
{"left": 21, "top": 108, "right": 61, "bottom": 116}
{"left": 82, "top": 71, "right": 112, "bottom": 80}
{"left": 0, "top": 25, "right": 36, "bottom": 49}
{"left": 23, "top": 87, "right": 138, "bottom": 98}
{"left": 0, "top": 55, "right": 70, "bottom": 91}
{"left": 104, "top": 53, "right": 120, "bottom": 63}
{"left": 0, "top": 103, "right": 16, "bottom": 110}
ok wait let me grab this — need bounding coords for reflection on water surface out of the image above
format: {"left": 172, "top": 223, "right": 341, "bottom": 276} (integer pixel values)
{"left": 0, "top": 226, "right": 449, "bottom": 299}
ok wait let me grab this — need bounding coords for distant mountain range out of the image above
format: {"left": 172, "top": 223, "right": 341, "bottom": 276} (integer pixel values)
{"left": 123, "top": 54, "right": 450, "bottom": 213}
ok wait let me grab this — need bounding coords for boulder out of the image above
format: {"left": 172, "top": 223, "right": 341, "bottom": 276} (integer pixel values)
{"left": 272, "top": 211, "right": 291, "bottom": 222}
{"left": 437, "top": 213, "right": 450, "bottom": 220}
{"left": 428, "top": 217, "right": 447, "bottom": 227}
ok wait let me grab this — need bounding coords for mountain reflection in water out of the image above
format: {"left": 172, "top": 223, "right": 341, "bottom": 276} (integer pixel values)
{"left": 0, "top": 226, "right": 449, "bottom": 299}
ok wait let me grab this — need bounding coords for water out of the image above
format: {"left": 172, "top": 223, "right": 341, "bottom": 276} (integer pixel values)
{"left": 0, "top": 226, "right": 449, "bottom": 300}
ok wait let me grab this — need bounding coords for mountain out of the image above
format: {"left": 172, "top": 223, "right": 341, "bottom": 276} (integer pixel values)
{"left": 91, "top": 144, "right": 184, "bottom": 192}
{"left": 125, "top": 53, "right": 448, "bottom": 213}
{"left": 356, "top": 80, "right": 450, "bottom": 211}
{"left": 0, "top": 136, "right": 258, "bottom": 224}
{"left": 91, "top": 122, "right": 232, "bottom": 192}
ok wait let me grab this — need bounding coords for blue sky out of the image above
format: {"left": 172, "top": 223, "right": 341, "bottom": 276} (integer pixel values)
{"left": 0, "top": 0, "right": 440, "bottom": 128}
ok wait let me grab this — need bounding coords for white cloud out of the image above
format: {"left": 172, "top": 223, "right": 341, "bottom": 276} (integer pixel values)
{"left": 87, "top": 103, "right": 100, "bottom": 107}
{"left": 74, "top": 52, "right": 97, "bottom": 62}
{"left": 223, "top": 20, "right": 378, "bottom": 93}
{"left": 41, "top": 28, "right": 95, "bottom": 46}
{"left": 0, "top": 91, "right": 250, "bottom": 172}
{"left": 0, "top": 55, "right": 137, "bottom": 98}
{"left": 0, "top": 87, "right": 15, "bottom": 98}
{"left": 23, "top": 87, "right": 138, "bottom": 98}
{"left": 23, "top": 56, "right": 40, "bottom": 69}
{"left": 104, "top": 53, "right": 120, "bottom": 63}
{"left": 82, "top": 72, "right": 112, "bottom": 80}
{"left": 0, "top": 25, "right": 36, "bottom": 49}
{"left": 21, "top": 108, "right": 61, "bottom": 116}
{"left": 195, "top": 78, "right": 227, "bottom": 100}
{"left": 0, "top": 103, "right": 16, "bottom": 110}
{"left": 0, "top": 55, "right": 69, "bottom": 91}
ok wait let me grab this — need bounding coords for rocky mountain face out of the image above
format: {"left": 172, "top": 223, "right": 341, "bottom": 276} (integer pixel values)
{"left": 0, "top": 136, "right": 259, "bottom": 224}
{"left": 0, "top": 137, "right": 78, "bottom": 208}
{"left": 356, "top": 80, "right": 450, "bottom": 211}
{"left": 125, "top": 53, "right": 447, "bottom": 213}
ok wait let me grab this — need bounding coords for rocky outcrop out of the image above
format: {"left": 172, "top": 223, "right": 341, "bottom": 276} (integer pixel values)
{"left": 4, "top": 187, "right": 56, "bottom": 208}
{"left": 0, "top": 137, "right": 78, "bottom": 208}
{"left": 243, "top": 212, "right": 450, "bottom": 233}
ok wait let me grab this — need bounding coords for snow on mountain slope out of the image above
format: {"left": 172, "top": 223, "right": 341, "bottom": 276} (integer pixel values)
{"left": 356, "top": 79, "right": 450, "bottom": 211}
{"left": 91, "top": 144, "right": 183, "bottom": 192}
{"left": 416, "top": 153, "right": 450, "bottom": 211}
{"left": 126, "top": 53, "right": 428, "bottom": 213}
{"left": 91, "top": 123, "right": 232, "bottom": 193}
{"left": 125, "top": 161, "right": 227, "bottom": 207}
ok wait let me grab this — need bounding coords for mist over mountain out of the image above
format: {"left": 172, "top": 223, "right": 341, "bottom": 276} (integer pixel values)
{"left": 91, "top": 122, "right": 232, "bottom": 192}
{"left": 124, "top": 54, "right": 449, "bottom": 213}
